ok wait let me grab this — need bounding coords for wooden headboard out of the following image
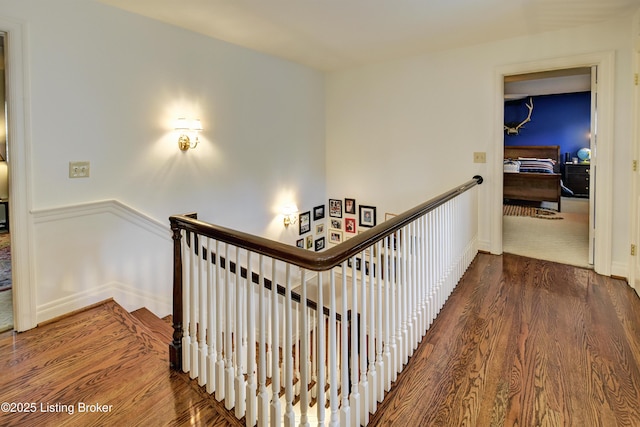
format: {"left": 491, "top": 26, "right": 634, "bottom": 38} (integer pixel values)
{"left": 504, "top": 145, "right": 560, "bottom": 163}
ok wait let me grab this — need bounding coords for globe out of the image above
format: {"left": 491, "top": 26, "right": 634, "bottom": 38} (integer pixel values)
{"left": 577, "top": 147, "right": 591, "bottom": 162}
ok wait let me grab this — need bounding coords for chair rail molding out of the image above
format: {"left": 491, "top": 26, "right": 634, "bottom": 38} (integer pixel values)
{"left": 31, "top": 199, "right": 172, "bottom": 325}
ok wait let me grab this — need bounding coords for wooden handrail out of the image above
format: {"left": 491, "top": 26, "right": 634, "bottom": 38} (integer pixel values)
{"left": 170, "top": 176, "right": 482, "bottom": 272}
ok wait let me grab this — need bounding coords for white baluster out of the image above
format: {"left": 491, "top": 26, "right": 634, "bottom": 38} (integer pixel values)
{"left": 198, "top": 236, "right": 208, "bottom": 387}
{"left": 299, "top": 270, "right": 310, "bottom": 427}
{"left": 359, "top": 250, "right": 369, "bottom": 425}
{"left": 270, "top": 259, "right": 282, "bottom": 427}
{"left": 206, "top": 237, "right": 217, "bottom": 394}
{"left": 233, "top": 247, "right": 246, "bottom": 418}
{"left": 375, "top": 241, "right": 385, "bottom": 402}
{"left": 339, "top": 262, "right": 350, "bottom": 426}
{"left": 245, "top": 251, "right": 256, "bottom": 424}
{"left": 390, "top": 234, "right": 399, "bottom": 381}
{"left": 349, "top": 256, "right": 360, "bottom": 427}
{"left": 284, "top": 264, "right": 296, "bottom": 427}
{"left": 215, "top": 240, "right": 226, "bottom": 401}
{"left": 410, "top": 222, "right": 419, "bottom": 351}
{"left": 383, "top": 237, "right": 392, "bottom": 391}
{"left": 367, "top": 246, "right": 378, "bottom": 413}
{"left": 316, "top": 272, "right": 326, "bottom": 426}
{"left": 311, "top": 308, "right": 317, "bottom": 401}
{"left": 225, "top": 244, "right": 235, "bottom": 410}
{"left": 258, "top": 256, "right": 269, "bottom": 426}
{"left": 329, "top": 270, "right": 339, "bottom": 427}
{"left": 181, "top": 233, "right": 191, "bottom": 374}
{"left": 190, "top": 232, "right": 199, "bottom": 379}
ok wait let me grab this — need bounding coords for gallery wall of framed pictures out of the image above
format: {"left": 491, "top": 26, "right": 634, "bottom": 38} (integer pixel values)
{"left": 327, "top": 197, "right": 378, "bottom": 249}
{"left": 294, "top": 197, "right": 384, "bottom": 251}
{"left": 296, "top": 203, "right": 327, "bottom": 252}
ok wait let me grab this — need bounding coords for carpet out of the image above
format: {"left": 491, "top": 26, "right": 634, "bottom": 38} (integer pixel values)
{"left": 0, "top": 289, "right": 12, "bottom": 332}
{"left": 0, "top": 233, "right": 11, "bottom": 292}
{"left": 503, "top": 204, "right": 562, "bottom": 220}
{"left": 503, "top": 212, "right": 590, "bottom": 268}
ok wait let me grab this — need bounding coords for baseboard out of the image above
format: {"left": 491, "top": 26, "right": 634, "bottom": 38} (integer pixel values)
{"left": 610, "top": 261, "right": 628, "bottom": 282}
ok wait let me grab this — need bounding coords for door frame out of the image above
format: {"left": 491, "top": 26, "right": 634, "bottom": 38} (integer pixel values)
{"left": 491, "top": 51, "right": 615, "bottom": 276}
{"left": 630, "top": 13, "right": 640, "bottom": 293}
{"left": 1, "top": 16, "right": 36, "bottom": 331}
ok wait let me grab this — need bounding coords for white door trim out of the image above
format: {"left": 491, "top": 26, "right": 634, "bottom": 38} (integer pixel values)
{"left": 630, "top": 10, "right": 640, "bottom": 293}
{"left": 492, "top": 51, "right": 615, "bottom": 276}
{"left": 1, "top": 16, "right": 37, "bottom": 331}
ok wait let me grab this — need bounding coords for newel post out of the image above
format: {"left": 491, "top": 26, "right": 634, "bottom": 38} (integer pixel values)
{"left": 169, "top": 218, "right": 183, "bottom": 370}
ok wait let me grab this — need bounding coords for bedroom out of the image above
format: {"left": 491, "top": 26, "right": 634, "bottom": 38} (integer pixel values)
{"left": 502, "top": 68, "right": 593, "bottom": 268}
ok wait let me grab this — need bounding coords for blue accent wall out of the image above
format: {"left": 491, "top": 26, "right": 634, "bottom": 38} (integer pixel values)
{"left": 504, "top": 92, "right": 591, "bottom": 162}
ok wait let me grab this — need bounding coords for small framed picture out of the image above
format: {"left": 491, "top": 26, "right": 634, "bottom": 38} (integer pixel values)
{"left": 306, "top": 235, "right": 314, "bottom": 249}
{"left": 344, "top": 198, "right": 356, "bottom": 214}
{"left": 359, "top": 205, "right": 377, "bottom": 228}
{"left": 313, "top": 205, "right": 325, "bottom": 221}
{"left": 329, "top": 199, "right": 343, "bottom": 218}
{"left": 316, "top": 223, "right": 325, "bottom": 235}
{"left": 330, "top": 219, "right": 342, "bottom": 230}
{"left": 299, "top": 211, "right": 311, "bottom": 235}
{"left": 345, "top": 217, "right": 356, "bottom": 234}
{"left": 315, "top": 237, "right": 325, "bottom": 252}
{"left": 296, "top": 238, "right": 304, "bottom": 248}
{"left": 329, "top": 230, "right": 343, "bottom": 244}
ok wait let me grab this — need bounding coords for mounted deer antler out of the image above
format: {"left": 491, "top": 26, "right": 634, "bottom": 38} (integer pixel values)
{"left": 504, "top": 97, "right": 533, "bottom": 135}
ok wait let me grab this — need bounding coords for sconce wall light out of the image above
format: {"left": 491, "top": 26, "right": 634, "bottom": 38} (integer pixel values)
{"left": 282, "top": 204, "right": 298, "bottom": 228}
{"left": 175, "top": 118, "right": 203, "bottom": 151}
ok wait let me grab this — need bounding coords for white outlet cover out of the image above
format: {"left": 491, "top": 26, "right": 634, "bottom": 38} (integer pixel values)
{"left": 69, "top": 161, "right": 90, "bottom": 178}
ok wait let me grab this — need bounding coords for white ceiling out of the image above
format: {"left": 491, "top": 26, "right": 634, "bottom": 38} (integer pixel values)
{"left": 97, "top": 0, "right": 640, "bottom": 71}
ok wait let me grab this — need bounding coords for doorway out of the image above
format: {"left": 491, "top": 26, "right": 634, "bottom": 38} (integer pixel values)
{"left": 502, "top": 68, "right": 594, "bottom": 268}
{"left": 492, "top": 51, "right": 614, "bottom": 277}
{"left": 0, "top": 32, "right": 12, "bottom": 333}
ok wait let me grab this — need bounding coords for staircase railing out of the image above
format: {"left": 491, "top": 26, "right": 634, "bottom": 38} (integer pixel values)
{"left": 169, "top": 175, "right": 483, "bottom": 426}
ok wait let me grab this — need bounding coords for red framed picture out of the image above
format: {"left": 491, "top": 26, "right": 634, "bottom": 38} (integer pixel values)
{"left": 345, "top": 217, "right": 356, "bottom": 233}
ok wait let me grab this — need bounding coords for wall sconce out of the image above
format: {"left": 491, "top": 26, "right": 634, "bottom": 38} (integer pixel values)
{"left": 282, "top": 204, "right": 298, "bottom": 228}
{"left": 175, "top": 118, "right": 203, "bottom": 151}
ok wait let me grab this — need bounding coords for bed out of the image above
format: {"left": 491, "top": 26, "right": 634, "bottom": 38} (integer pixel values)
{"left": 503, "top": 145, "right": 562, "bottom": 212}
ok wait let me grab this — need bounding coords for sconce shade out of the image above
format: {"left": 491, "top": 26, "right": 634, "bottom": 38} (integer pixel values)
{"left": 282, "top": 204, "right": 298, "bottom": 216}
{"left": 175, "top": 117, "right": 190, "bottom": 130}
{"left": 192, "top": 119, "right": 203, "bottom": 131}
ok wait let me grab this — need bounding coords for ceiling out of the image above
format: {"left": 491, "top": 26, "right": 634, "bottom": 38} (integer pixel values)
{"left": 97, "top": 0, "right": 640, "bottom": 71}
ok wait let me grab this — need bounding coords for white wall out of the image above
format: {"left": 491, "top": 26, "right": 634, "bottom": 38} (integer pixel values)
{"left": 326, "top": 16, "right": 636, "bottom": 274}
{"left": 0, "top": 0, "right": 325, "bottom": 322}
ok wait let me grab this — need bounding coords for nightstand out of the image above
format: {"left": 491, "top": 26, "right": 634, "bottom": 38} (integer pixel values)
{"left": 563, "top": 163, "right": 590, "bottom": 197}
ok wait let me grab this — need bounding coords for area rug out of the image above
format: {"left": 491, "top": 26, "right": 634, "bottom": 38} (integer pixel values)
{"left": 0, "top": 233, "right": 11, "bottom": 292}
{"left": 0, "top": 289, "right": 12, "bottom": 332}
{"left": 503, "top": 204, "right": 563, "bottom": 220}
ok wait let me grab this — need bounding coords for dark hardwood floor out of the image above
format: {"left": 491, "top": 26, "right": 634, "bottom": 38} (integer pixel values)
{"left": 1, "top": 253, "right": 639, "bottom": 426}
{"left": 370, "top": 253, "right": 640, "bottom": 426}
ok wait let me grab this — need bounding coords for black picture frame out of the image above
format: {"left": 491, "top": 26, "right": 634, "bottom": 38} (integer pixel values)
{"left": 359, "top": 205, "right": 377, "bottom": 228}
{"left": 299, "top": 211, "right": 311, "bottom": 235}
{"left": 315, "top": 237, "right": 325, "bottom": 252}
{"left": 329, "top": 199, "right": 342, "bottom": 218}
{"left": 296, "top": 238, "right": 304, "bottom": 248}
{"left": 344, "top": 198, "right": 356, "bottom": 214}
{"left": 313, "top": 204, "right": 325, "bottom": 221}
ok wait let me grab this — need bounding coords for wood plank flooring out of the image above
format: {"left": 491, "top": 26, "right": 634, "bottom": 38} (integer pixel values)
{"left": 0, "top": 299, "right": 242, "bottom": 426}
{"left": 1, "top": 253, "right": 639, "bottom": 426}
{"left": 369, "top": 253, "right": 640, "bottom": 426}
